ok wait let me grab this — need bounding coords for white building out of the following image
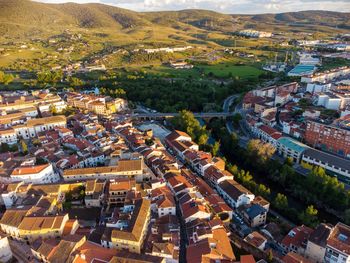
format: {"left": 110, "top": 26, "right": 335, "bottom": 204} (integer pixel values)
{"left": 0, "top": 234, "right": 12, "bottom": 263}
{"left": 217, "top": 180, "right": 255, "bottom": 208}
{"left": 324, "top": 223, "right": 350, "bottom": 263}
{"left": 0, "top": 129, "right": 17, "bottom": 145}
{"left": 301, "top": 67, "right": 350, "bottom": 84}
{"left": 315, "top": 93, "right": 341, "bottom": 110}
{"left": 302, "top": 148, "right": 350, "bottom": 180}
{"left": 305, "top": 224, "right": 332, "bottom": 263}
{"left": 306, "top": 83, "right": 331, "bottom": 94}
{"left": 10, "top": 164, "right": 59, "bottom": 184}
{"left": 13, "top": 115, "right": 66, "bottom": 139}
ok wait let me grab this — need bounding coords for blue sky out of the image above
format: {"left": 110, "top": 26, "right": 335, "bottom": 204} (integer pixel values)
{"left": 34, "top": 0, "right": 350, "bottom": 14}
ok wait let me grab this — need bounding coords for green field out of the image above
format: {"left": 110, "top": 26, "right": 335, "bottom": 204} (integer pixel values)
{"left": 142, "top": 63, "right": 263, "bottom": 80}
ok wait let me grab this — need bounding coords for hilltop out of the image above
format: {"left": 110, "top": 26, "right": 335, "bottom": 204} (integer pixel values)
{"left": 0, "top": 0, "right": 349, "bottom": 43}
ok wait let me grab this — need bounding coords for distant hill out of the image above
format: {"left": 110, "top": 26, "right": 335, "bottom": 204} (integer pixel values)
{"left": 0, "top": 0, "right": 349, "bottom": 42}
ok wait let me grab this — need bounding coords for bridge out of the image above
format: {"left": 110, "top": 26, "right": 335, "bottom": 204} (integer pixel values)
{"left": 131, "top": 112, "right": 234, "bottom": 120}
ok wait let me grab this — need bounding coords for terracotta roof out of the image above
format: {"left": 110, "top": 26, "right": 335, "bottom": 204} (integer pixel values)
{"left": 11, "top": 164, "right": 50, "bottom": 176}
{"left": 244, "top": 231, "right": 267, "bottom": 248}
{"left": 64, "top": 159, "right": 142, "bottom": 177}
{"left": 327, "top": 222, "right": 350, "bottom": 255}
{"left": 18, "top": 215, "right": 66, "bottom": 231}
{"left": 111, "top": 199, "right": 150, "bottom": 242}
{"left": 186, "top": 228, "right": 235, "bottom": 263}
{"left": 0, "top": 128, "right": 16, "bottom": 135}
{"left": 0, "top": 209, "right": 27, "bottom": 227}
{"left": 109, "top": 179, "right": 135, "bottom": 192}
{"left": 26, "top": 115, "right": 66, "bottom": 127}
{"left": 282, "top": 225, "right": 313, "bottom": 248}
{"left": 282, "top": 252, "right": 312, "bottom": 263}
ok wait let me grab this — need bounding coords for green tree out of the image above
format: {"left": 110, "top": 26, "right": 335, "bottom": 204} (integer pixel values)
{"left": 171, "top": 110, "right": 209, "bottom": 146}
{"left": 247, "top": 139, "right": 275, "bottom": 162}
{"left": 0, "top": 71, "right": 15, "bottom": 85}
{"left": 20, "top": 140, "right": 28, "bottom": 155}
{"left": 274, "top": 193, "right": 288, "bottom": 210}
{"left": 299, "top": 205, "right": 318, "bottom": 227}
{"left": 256, "top": 184, "right": 271, "bottom": 198}
{"left": 211, "top": 141, "right": 220, "bottom": 156}
{"left": 231, "top": 113, "right": 242, "bottom": 127}
{"left": 50, "top": 105, "right": 58, "bottom": 115}
{"left": 70, "top": 77, "right": 84, "bottom": 87}
{"left": 267, "top": 249, "right": 273, "bottom": 263}
{"left": 0, "top": 143, "right": 10, "bottom": 153}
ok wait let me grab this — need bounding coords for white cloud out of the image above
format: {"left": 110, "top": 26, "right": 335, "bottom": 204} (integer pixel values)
{"left": 34, "top": 0, "right": 350, "bottom": 13}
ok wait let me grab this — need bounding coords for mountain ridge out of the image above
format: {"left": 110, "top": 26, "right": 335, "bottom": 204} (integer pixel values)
{"left": 0, "top": 0, "right": 349, "bottom": 42}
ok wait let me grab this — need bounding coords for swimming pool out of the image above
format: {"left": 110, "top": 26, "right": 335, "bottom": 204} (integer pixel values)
{"left": 287, "top": 64, "right": 316, "bottom": 76}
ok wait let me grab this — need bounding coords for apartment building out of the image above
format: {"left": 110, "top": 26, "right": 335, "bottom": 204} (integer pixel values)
{"left": 305, "top": 120, "right": 350, "bottom": 158}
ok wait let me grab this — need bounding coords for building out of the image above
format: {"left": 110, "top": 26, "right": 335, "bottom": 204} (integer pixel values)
{"left": 110, "top": 199, "right": 151, "bottom": 253}
{"left": 283, "top": 252, "right": 313, "bottom": 263}
{"left": 281, "top": 225, "right": 314, "bottom": 256}
{"left": 180, "top": 200, "right": 211, "bottom": 223}
{"left": 243, "top": 204, "right": 267, "bottom": 228}
{"left": 301, "top": 67, "right": 350, "bottom": 84}
{"left": 84, "top": 179, "right": 105, "bottom": 207}
{"left": 108, "top": 179, "right": 135, "bottom": 206}
{"left": 302, "top": 148, "right": 350, "bottom": 180}
{"left": 0, "top": 128, "right": 17, "bottom": 145}
{"left": 0, "top": 209, "right": 72, "bottom": 242}
{"left": 13, "top": 115, "right": 66, "bottom": 139}
{"left": 276, "top": 137, "right": 309, "bottom": 163}
{"left": 63, "top": 159, "right": 146, "bottom": 182}
{"left": 253, "top": 124, "right": 282, "bottom": 147}
{"left": 244, "top": 231, "right": 267, "bottom": 251}
{"left": 306, "top": 82, "right": 331, "bottom": 94}
{"left": 305, "top": 223, "right": 333, "bottom": 263}
{"left": 305, "top": 120, "right": 350, "bottom": 158}
{"left": 0, "top": 233, "right": 12, "bottom": 263}
{"left": 324, "top": 223, "right": 350, "bottom": 263}
{"left": 217, "top": 180, "right": 255, "bottom": 208}
{"left": 186, "top": 228, "right": 235, "bottom": 263}
{"left": 238, "top": 30, "right": 272, "bottom": 38}
{"left": 9, "top": 164, "right": 59, "bottom": 184}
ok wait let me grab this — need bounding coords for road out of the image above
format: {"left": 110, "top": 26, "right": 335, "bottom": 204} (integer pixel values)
{"left": 222, "top": 94, "right": 240, "bottom": 134}
{"left": 222, "top": 94, "right": 250, "bottom": 148}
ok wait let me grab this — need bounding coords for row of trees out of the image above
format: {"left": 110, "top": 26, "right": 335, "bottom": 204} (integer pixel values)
{"left": 0, "top": 71, "right": 15, "bottom": 85}
{"left": 208, "top": 117, "right": 350, "bottom": 225}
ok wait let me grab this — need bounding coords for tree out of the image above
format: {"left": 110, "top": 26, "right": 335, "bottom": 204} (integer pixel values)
{"left": 256, "top": 184, "right": 271, "bottom": 198}
{"left": 171, "top": 110, "right": 209, "bottom": 146}
{"left": 0, "top": 71, "right": 15, "bottom": 85}
{"left": 274, "top": 193, "right": 288, "bottom": 210}
{"left": 0, "top": 143, "right": 10, "bottom": 153}
{"left": 32, "top": 139, "right": 42, "bottom": 146}
{"left": 267, "top": 249, "right": 273, "bottom": 263}
{"left": 231, "top": 113, "right": 242, "bottom": 127}
{"left": 70, "top": 77, "right": 84, "bottom": 87}
{"left": 247, "top": 139, "right": 275, "bottom": 162}
{"left": 50, "top": 105, "right": 58, "bottom": 115}
{"left": 20, "top": 140, "right": 28, "bottom": 155}
{"left": 299, "top": 205, "right": 318, "bottom": 227}
{"left": 211, "top": 141, "right": 220, "bottom": 156}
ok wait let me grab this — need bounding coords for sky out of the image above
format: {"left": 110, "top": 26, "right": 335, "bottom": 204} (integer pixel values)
{"left": 34, "top": 0, "right": 350, "bottom": 14}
